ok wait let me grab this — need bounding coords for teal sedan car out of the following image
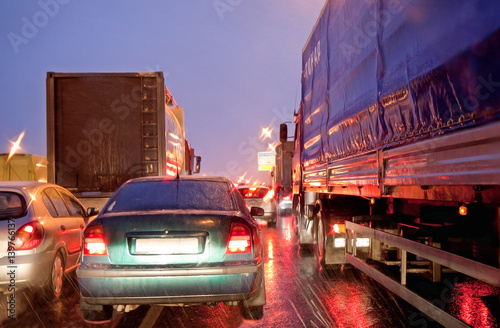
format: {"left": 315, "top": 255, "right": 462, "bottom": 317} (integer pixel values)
{"left": 77, "top": 176, "right": 266, "bottom": 323}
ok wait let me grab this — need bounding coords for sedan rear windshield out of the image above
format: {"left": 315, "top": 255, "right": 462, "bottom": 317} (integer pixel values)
{"left": 105, "top": 180, "right": 237, "bottom": 212}
{"left": 0, "top": 192, "right": 26, "bottom": 219}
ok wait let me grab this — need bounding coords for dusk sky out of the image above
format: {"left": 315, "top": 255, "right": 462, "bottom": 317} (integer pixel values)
{"left": 0, "top": 1, "right": 325, "bottom": 183}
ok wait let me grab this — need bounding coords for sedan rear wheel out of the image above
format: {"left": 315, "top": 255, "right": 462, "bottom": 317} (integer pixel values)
{"left": 52, "top": 252, "right": 64, "bottom": 297}
{"left": 41, "top": 251, "right": 64, "bottom": 301}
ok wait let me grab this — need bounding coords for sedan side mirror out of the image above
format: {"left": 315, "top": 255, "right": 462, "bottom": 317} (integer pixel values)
{"left": 250, "top": 206, "right": 265, "bottom": 217}
{"left": 87, "top": 207, "right": 99, "bottom": 217}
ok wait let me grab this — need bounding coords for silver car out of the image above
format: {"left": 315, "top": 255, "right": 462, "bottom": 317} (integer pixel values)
{"left": 237, "top": 185, "right": 276, "bottom": 224}
{"left": 0, "top": 181, "right": 97, "bottom": 300}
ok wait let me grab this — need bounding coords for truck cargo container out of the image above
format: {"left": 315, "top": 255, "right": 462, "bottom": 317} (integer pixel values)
{"left": 289, "top": 1, "right": 500, "bottom": 326}
{"left": 46, "top": 72, "right": 199, "bottom": 209}
{"left": 0, "top": 153, "right": 47, "bottom": 182}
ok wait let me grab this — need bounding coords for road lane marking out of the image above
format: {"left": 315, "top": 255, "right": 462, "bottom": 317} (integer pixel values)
{"left": 139, "top": 305, "right": 163, "bottom": 328}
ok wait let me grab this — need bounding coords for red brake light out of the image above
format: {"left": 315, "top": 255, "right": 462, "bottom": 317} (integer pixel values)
{"left": 263, "top": 189, "right": 275, "bottom": 203}
{"left": 83, "top": 224, "right": 108, "bottom": 256}
{"left": 226, "top": 223, "right": 252, "bottom": 254}
{"left": 7, "top": 222, "right": 45, "bottom": 251}
{"left": 12, "top": 222, "right": 45, "bottom": 250}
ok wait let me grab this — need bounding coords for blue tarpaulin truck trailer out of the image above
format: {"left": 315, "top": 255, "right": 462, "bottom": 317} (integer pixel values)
{"left": 290, "top": 1, "right": 500, "bottom": 326}
{"left": 0, "top": 153, "right": 47, "bottom": 182}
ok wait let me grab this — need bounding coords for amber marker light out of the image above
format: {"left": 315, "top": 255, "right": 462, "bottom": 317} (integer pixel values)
{"left": 459, "top": 205, "right": 467, "bottom": 216}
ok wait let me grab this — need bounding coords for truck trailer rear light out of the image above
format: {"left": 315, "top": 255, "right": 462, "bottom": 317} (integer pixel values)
{"left": 226, "top": 223, "right": 252, "bottom": 253}
{"left": 356, "top": 238, "right": 370, "bottom": 247}
{"left": 334, "top": 238, "right": 346, "bottom": 248}
{"left": 333, "top": 237, "right": 370, "bottom": 248}
{"left": 329, "top": 223, "right": 345, "bottom": 235}
{"left": 165, "top": 161, "right": 179, "bottom": 177}
{"left": 83, "top": 224, "right": 108, "bottom": 256}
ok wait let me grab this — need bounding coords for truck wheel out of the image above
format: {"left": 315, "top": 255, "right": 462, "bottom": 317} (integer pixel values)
{"left": 316, "top": 214, "right": 326, "bottom": 268}
{"left": 298, "top": 226, "right": 313, "bottom": 249}
{"left": 292, "top": 214, "right": 298, "bottom": 236}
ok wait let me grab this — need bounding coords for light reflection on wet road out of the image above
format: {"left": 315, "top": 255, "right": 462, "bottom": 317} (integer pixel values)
{"left": 1, "top": 215, "right": 498, "bottom": 327}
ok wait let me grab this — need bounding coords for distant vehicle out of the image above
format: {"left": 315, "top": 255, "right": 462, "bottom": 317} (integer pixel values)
{"left": 237, "top": 185, "right": 276, "bottom": 225}
{"left": 46, "top": 72, "right": 201, "bottom": 210}
{"left": 0, "top": 181, "right": 98, "bottom": 300}
{"left": 277, "top": 192, "right": 292, "bottom": 216}
{"left": 77, "top": 176, "right": 266, "bottom": 323}
{"left": 272, "top": 139, "right": 293, "bottom": 217}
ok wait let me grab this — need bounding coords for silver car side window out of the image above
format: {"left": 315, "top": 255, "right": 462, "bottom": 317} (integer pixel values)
{"left": 44, "top": 188, "right": 70, "bottom": 217}
{"left": 59, "top": 190, "right": 85, "bottom": 218}
{"left": 41, "top": 191, "right": 58, "bottom": 217}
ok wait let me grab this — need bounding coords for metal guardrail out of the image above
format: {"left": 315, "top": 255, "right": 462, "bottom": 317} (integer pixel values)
{"left": 345, "top": 221, "right": 500, "bottom": 328}
{"left": 345, "top": 221, "right": 500, "bottom": 287}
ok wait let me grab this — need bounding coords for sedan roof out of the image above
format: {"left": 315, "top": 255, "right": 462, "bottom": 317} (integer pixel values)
{"left": 127, "top": 175, "right": 232, "bottom": 184}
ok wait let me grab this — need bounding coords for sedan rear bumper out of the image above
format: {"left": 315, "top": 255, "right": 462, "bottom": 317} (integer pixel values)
{"left": 77, "top": 263, "right": 262, "bottom": 303}
{"left": 0, "top": 251, "right": 54, "bottom": 294}
{"left": 82, "top": 293, "right": 255, "bottom": 307}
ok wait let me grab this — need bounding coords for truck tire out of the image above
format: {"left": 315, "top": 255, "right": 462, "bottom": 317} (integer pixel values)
{"left": 296, "top": 195, "right": 314, "bottom": 248}
{"left": 316, "top": 212, "right": 327, "bottom": 268}
{"left": 292, "top": 213, "right": 298, "bottom": 236}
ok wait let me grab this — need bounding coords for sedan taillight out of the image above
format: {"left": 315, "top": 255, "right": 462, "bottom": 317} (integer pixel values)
{"left": 11, "top": 222, "right": 44, "bottom": 250}
{"left": 226, "top": 222, "right": 252, "bottom": 254}
{"left": 83, "top": 224, "right": 107, "bottom": 256}
{"left": 263, "top": 189, "right": 275, "bottom": 203}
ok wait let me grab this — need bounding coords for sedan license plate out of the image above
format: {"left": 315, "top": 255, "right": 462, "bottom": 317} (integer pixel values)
{"left": 135, "top": 237, "right": 199, "bottom": 255}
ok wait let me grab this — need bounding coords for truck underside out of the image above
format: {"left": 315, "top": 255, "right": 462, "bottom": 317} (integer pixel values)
{"left": 292, "top": 121, "right": 500, "bottom": 327}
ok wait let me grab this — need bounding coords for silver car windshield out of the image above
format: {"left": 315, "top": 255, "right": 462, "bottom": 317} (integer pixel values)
{"left": 105, "top": 180, "right": 237, "bottom": 212}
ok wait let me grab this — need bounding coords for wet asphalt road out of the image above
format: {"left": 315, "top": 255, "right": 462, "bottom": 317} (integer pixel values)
{"left": 1, "top": 215, "right": 498, "bottom": 328}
